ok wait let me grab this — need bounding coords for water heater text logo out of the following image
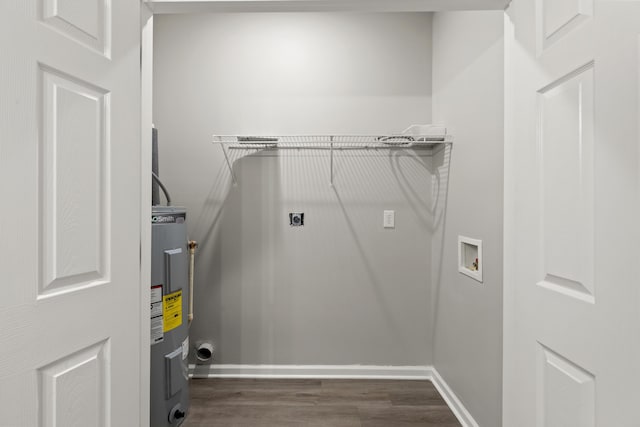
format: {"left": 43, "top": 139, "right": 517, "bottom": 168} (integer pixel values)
{"left": 151, "top": 215, "right": 176, "bottom": 224}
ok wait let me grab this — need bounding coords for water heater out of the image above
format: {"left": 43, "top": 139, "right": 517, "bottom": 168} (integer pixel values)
{"left": 150, "top": 206, "right": 190, "bottom": 426}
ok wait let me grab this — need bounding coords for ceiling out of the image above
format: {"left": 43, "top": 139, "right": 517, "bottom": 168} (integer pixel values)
{"left": 148, "top": 0, "right": 511, "bottom": 14}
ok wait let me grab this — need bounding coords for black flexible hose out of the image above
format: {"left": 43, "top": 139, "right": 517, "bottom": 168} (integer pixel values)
{"left": 151, "top": 172, "right": 172, "bottom": 206}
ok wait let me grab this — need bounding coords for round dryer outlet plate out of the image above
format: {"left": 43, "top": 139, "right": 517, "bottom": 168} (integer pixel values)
{"left": 289, "top": 212, "right": 304, "bottom": 226}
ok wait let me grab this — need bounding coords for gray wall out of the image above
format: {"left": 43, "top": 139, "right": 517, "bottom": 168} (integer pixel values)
{"left": 153, "top": 12, "right": 437, "bottom": 365}
{"left": 431, "top": 11, "right": 504, "bottom": 427}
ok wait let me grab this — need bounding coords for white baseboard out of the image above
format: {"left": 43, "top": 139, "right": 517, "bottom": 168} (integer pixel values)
{"left": 429, "top": 368, "right": 480, "bottom": 427}
{"left": 188, "top": 363, "right": 479, "bottom": 427}
{"left": 189, "top": 363, "right": 431, "bottom": 380}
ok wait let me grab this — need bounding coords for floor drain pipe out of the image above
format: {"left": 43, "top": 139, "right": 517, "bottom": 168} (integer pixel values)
{"left": 196, "top": 342, "right": 214, "bottom": 363}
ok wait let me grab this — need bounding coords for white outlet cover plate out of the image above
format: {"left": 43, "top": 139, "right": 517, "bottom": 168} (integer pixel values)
{"left": 383, "top": 210, "right": 395, "bottom": 228}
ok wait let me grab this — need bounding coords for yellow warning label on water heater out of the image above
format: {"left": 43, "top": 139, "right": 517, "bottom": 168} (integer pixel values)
{"left": 163, "top": 290, "right": 182, "bottom": 332}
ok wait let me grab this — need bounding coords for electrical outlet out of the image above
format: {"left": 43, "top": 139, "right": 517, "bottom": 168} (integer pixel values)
{"left": 383, "top": 210, "right": 395, "bottom": 228}
{"left": 289, "top": 212, "right": 304, "bottom": 226}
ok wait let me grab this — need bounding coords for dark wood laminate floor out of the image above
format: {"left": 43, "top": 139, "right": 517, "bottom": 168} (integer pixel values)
{"left": 182, "top": 379, "right": 461, "bottom": 427}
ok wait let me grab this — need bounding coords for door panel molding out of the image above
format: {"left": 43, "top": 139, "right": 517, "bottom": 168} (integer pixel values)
{"left": 536, "top": 62, "right": 595, "bottom": 303}
{"left": 537, "top": 343, "right": 595, "bottom": 427}
{"left": 38, "top": 64, "right": 111, "bottom": 299}
{"left": 40, "top": 0, "right": 111, "bottom": 57}
{"left": 39, "top": 339, "right": 110, "bottom": 427}
{"left": 537, "top": 0, "right": 593, "bottom": 52}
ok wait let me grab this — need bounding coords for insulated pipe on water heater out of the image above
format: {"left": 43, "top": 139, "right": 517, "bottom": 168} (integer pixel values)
{"left": 188, "top": 240, "right": 197, "bottom": 324}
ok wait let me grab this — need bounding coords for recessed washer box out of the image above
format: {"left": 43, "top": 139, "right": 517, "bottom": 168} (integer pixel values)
{"left": 458, "top": 236, "right": 482, "bottom": 283}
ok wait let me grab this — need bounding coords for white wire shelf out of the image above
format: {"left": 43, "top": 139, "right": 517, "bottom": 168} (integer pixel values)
{"left": 212, "top": 134, "right": 452, "bottom": 150}
{"left": 212, "top": 132, "right": 453, "bottom": 186}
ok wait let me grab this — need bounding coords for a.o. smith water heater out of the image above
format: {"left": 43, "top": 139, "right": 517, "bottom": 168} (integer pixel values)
{"left": 150, "top": 206, "right": 190, "bottom": 426}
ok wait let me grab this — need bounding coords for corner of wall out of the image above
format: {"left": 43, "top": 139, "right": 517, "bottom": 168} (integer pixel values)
{"left": 430, "top": 9, "right": 505, "bottom": 427}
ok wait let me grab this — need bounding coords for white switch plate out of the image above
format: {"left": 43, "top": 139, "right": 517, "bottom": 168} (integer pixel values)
{"left": 383, "top": 210, "right": 395, "bottom": 228}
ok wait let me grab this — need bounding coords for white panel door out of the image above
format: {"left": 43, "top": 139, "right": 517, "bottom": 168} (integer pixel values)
{"left": 504, "top": 1, "right": 640, "bottom": 426}
{"left": 0, "top": 0, "right": 142, "bottom": 426}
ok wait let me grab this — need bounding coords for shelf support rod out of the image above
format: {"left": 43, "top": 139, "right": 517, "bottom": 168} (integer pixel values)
{"left": 329, "top": 136, "right": 334, "bottom": 187}
{"left": 220, "top": 144, "right": 237, "bottom": 185}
